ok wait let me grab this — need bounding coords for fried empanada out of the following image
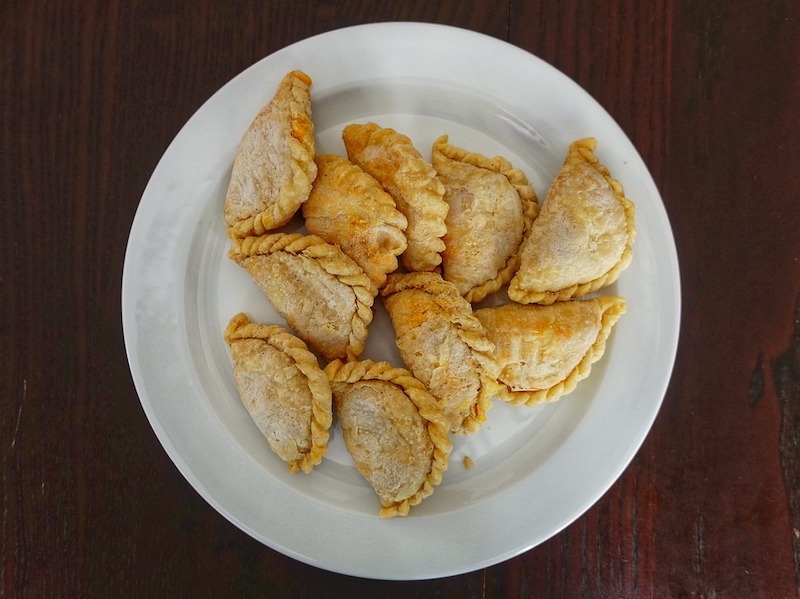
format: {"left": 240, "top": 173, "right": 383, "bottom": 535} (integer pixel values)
{"left": 223, "top": 313, "right": 332, "bottom": 473}
{"left": 432, "top": 135, "right": 538, "bottom": 303}
{"left": 324, "top": 359, "right": 451, "bottom": 518}
{"left": 508, "top": 138, "right": 635, "bottom": 304}
{"left": 228, "top": 233, "right": 375, "bottom": 362}
{"left": 381, "top": 272, "right": 499, "bottom": 435}
{"left": 302, "top": 154, "right": 407, "bottom": 290}
{"left": 473, "top": 297, "right": 626, "bottom": 406}
{"left": 343, "top": 122, "right": 448, "bottom": 272}
{"left": 224, "top": 70, "right": 317, "bottom": 238}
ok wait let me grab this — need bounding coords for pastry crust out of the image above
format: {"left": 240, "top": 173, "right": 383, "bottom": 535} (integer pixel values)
{"left": 508, "top": 138, "right": 636, "bottom": 304}
{"left": 432, "top": 135, "right": 538, "bottom": 303}
{"left": 343, "top": 122, "right": 448, "bottom": 272}
{"left": 228, "top": 233, "right": 375, "bottom": 362}
{"left": 324, "top": 359, "right": 451, "bottom": 518}
{"left": 302, "top": 154, "right": 407, "bottom": 290}
{"left": 473, "top": 297, "right": 626, "bottom": 406}
{"left": 224, "top": 70, "right": 317, "bottom": 238}
{"left": 223, "top": 313, "right": 332, "bottom": 473}
{"left": 381, "top": 272, "right": 500, "bottom": 435}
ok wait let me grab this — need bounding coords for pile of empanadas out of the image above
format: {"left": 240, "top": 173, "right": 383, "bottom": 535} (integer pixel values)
{"left": 221, "top": 70, "right": 636, "bottom": 517}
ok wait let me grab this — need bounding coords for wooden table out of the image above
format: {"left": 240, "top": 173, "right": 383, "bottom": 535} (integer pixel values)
{"left": 3, "top": 1, "right": 799, "bottom": 597}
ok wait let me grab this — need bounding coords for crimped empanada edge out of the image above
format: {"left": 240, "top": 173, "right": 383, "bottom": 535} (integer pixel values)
{"left": 223, "top": 312, "right": 333, "bottom": 473}
{"left": 229, "top": 233, "right": 376, "bottom": 361}
{"left": 493, "top": 296, "right": 627, "bottom": 406}
{"left": 226, "top": 70, "right": 318, "bottom": 239}
{"left": 324, "top": 359, "right": 452, "bottom": 518}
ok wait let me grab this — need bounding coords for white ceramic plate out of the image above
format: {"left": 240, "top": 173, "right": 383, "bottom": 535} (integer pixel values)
{"left": 122, "top": 22, "right": 680, "bottom": 580}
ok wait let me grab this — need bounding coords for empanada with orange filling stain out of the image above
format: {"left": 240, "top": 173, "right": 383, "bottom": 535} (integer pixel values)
{"left": 473, "top": 297, "right": 626, "bottom": 406}
{"left": 302, "top": 154, "right": 407, "bottom": 290}
{"left": 228, "top": 233, "right": 375, "bottom": 362}
{"left": 381, "top": 272, "right": 499, "bottom": 435}
{"left": 325, "top": 359, "right": 451, "bottom": 518}
{"left": 224, "top": 70, "right": 317, "bottom": 238}
{"left": 224, "top": 313, "right": 332, "bottom": 473}
{"left": 343, "top": 122, "right": 448, "bottom": 272}
{"left": 508, "top": 138, "right": 635, "bottom": 305}
{"left": 432, "top": 135, "right": 538, "bottom": 303}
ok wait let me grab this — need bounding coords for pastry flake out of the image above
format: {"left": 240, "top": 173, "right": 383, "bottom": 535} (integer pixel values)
{"left": 343, "top": 122, "right": 448, "bottom": 272}
{"left": 324, "top": 359, "right": 451, "bottom": 518}
{"left": 473, "top": 297, "right": 626, "bottom": 406}
{"left": 432, "top": 135, "right": 538, "bottom": 303}
{"left": 302, "top": 154, "right": 407, "bottom": 290}
{"left": 508, "top": 138, "right": 635, "bottom": 304}
{"left": 223, "top": 313, "right": 332, "bottom": 473}
{"left": 228, "top": 233, "right": 375, "bottom": 362}
{"left": 224, "top": 70, "right": 317, "bottom": 238}
{"left": 381, "top": 272, "right": 500, "bottom": 435}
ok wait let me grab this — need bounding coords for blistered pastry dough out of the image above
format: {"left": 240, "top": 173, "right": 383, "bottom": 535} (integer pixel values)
{"left": 381, "top": 272, "right": 499, "bottom": 435}
{"left": 302, "top": 154, "right": 407, "bottom": 290}
{"left": 223, "top": 313, "right": 332, "bottom": 473}
{"left": 228, "top": 233, "right": 375, "bottom": 362}
{"left": 508, "top": 138, "right": 635, "bottom": 304}
{"left": 324, "top": 359, "right": 451, "bottom": 518}
{"left": 224, "top": 70, "right": 317, "bottom": 238}
{"left": 432, "top": 135, "right": 538, "bottom": 303}
{"left": 343, "top": 122, "right": 448, "bottom": 272}
{"left": 473, "top": 297, "right": 626, "bottom": 406}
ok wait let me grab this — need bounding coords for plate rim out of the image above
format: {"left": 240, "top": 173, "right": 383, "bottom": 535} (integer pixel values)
{"left": 122, "top": 21, "right": 681, "bottom": 580}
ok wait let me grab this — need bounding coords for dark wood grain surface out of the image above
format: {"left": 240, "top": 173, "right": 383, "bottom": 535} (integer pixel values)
{"left": 2, "top": 1, "right": 799, "bottom": 597}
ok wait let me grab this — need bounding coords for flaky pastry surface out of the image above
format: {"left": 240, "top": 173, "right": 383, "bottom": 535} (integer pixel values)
{"left": 224, "top": 70, "right": 317, "bottom": 238}
{"left": 474, "top": 297, "right": 626, "bottom": 406}
{"left": 343, "top": 122, "right": 448, "bottom": 272}
{"left": 432, "top": 135, "right": 538, "bottom": 303}
{"left": 223, "top": 313, "right": 332, "bottom": 473}
{"left": 228, "top": 233, "right": 375, "bottom": 362}
{"left": 381, "top": 272, "right": 500, "bottom": 435}
{"left": 508, "top": 138, "right": 636, "bottom": 304}
{"left": 302, "top": 154, "right": 407, "bottom": 290}
{"left": 324, "top": 359, "right": 451, "bottom": 518}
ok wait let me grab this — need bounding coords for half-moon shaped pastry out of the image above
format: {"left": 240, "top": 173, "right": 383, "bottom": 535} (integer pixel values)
{"left": 473, "top": 297, "right": 626, "bottom": 406}
{"left": 381, "top": 272, "right": 500, "bottom": 435}
{"left": 432, "top": 135, "right": 539, "bottom": 303}
{"left": 324, "top": 359, "right": 451, "bottom": 518}
{"left": 302, "top": 154, "right": 408, "bottom": 290}
{"left": 223, "top": 313, "right": 332, "bottom": 473}
{"left": 224, "top": 70, "right": 317, "bottom": 239}
{"left": 508, "top": 138, "right": 636, "bottom": 305}
{"left": 342, "top": 122, "right": 448, "bottom": 272}
{"left": 228, "top": 233, "right": 375, "bottom": 362}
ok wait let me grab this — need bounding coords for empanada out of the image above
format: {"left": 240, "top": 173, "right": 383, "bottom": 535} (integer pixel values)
{"left": 302, "top": 154, "right": 407, "bottom": 290}
{"left": 473, "top": 297, "right": 626, "bottom": 406}
{"left": 223, "top": 313, "right": 332, "bottom": 473}
{"left": 343, "top": 122, "right": 448, "bottom": 272}
{"left": 432, "top": 135, "right": 538, "bottom": 303}
{"left": 508, "top": 138, "right": 635, "bottom": 304}
{"left": 224, "top": 70, "right": 317, "bottom": 238}
{"left": 381, "top": 272, "right": 500, "bottom": 435}
{"left": 324, "top": 359, "right": 451, "bottom": 518}
{"left": 228, "top": 233, "right": 375, "bottom": 362}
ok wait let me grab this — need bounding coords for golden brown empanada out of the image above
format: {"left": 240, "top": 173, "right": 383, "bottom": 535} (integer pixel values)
{"left": 228, "top": 233, "right": 375, "bottom": 362}
{"left": 223, "top": 313, "right": 332, "bottom": 473}
{"left": 473, "top": 297, "right": 626, "bottom": 406}
{"left": 381, "top": 272, "right": 500, "bottom": 435}
{"left": 432, "top": 135, "right": 539, "bottom": 303}
{"left": 324, "top": 359, "right": 451, "bottom": 518}
{"left": 302, "top": 154, "right": 407, "bottom": 290}
{"left": 343, "top": 122, "right": 448, "bottom": 272}
{"left": 224, "top": 70, "right": 317, "bottom": 239}
{"left": 508, "top": 138, "right": 635, "bottom": 305}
